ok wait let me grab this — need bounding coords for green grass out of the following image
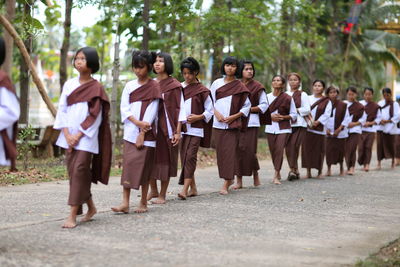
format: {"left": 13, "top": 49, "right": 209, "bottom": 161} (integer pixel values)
{"left": 355, "top": 239, "right": 400, "bottom": 267}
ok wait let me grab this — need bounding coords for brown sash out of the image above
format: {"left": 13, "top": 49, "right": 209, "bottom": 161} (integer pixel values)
{"left": 267, "top": 92, "right": 292, "bottom": 130}
{"left": 246, "top": 79, "right": 271, "bottom": 126}
{"left": 364, "top": 101, "right": 380, "bottom": 124}
{"left": 381, "top": 100, "right": 394, "bottom": 118}
{"left": 332, "top": 100, "right": 347, "bottom": 130}
{"left": 0, "top": 71, "right": 18, "bottom": 171}
{"left": 216, "top": 80, "right": 250, "bottom": 130}
{"left": 310, "top": 96, "right": 330, "bottom": 131}
{"left": 66, "top": 79, "right": 111, "bottom": 185}
{"left": 183, "top": 82, "right": 212, "bottom": 148}
{"left": 129, "top": 79, "right": 161, "bottom": 141}
{"left": 348, "top": 101, "right": 364, "bottom": 122}
{"left": 292, "top": 90, "right": 302, "bottom": 108}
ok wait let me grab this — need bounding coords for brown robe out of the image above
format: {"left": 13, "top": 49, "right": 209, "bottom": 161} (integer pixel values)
{"left": 310, "top": 97, "right": 330, "bottom": 131}
{"left": 121, "top": 80, "right": 161, "bottom": 189}
{"left": 268, "top": 92, "right": 292, "bottom": 130}
{"left": 325, "top": 100, "right": 347, "bottom": 166}
{"left": 358, "top": 101, "right": 379, "bottom": 165}
{"left": 345, "top": 102, "right": 364, "bottom": 168}
{"left": 247, "top": 79, "right": 271, "bottom": 125}
{"left": 0, "top": 71, "right": 18, "bottom": 171}
{"left": 377, "top": 101, "right": 395, "bottom": 160}
{"left": 153, "top": 77, "right": 183, "bottom": 181}
{"left": 364, "top": 101, "right": 380, "bottom": 125}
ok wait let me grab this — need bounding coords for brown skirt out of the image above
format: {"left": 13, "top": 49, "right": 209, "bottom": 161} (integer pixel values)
{"left": 285, "top": 127, "right": 306, "bottom": 169}
{"left": 152, "top": 135, "right": 179, "bottom": 181}
{"left": 396, "top": 135, "right": 400, "bottom": 158}
{"left": 326, "top": 137, "right": 345, "bottom": 166}
{"left": 267, "top": 133, "right": 289, "bottom": 171}
{"left": 179, "top": 135, "right": 201, "bottom": 184}
{"left": 214, "top": 128, "right": 239, "bottom": 180}
{"left": 235, "top": 127, "right": 260, "bottom": 176}
{"left": 121, "top": 141, "right": 155, "bottom": 190}
{"left": 66, "top": 149, "right": 92, "bottom": 206}
{"left": 377, "top": 131, "right": 395, "bottom": 160}
{"left": 302, "top": 131, "right": 325, "bottom": 171}
{"left": 345, "top": 133, "right": 360, "bottom": 169}
{"left": 357, "top": 132, "right": 375, "bottom": 165}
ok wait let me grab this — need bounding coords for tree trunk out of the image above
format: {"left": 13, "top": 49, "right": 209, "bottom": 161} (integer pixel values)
{"left": 1, "top": 0, "right": 16, "bottom": 74}
{"left": 110, "top": 34, "right": 120, "bottom": 165}
{"left": 142, "top": 0, "right": 151, "bottom": 50}
{"left": 279, "top": 0, "right": 290, "bottom": 75}
{"left": 59, "top": 0, "right": 73, "bottom": 92}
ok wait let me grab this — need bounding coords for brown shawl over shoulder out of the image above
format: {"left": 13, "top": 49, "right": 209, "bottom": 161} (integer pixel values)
{"left": 364, "top": 101, "right": 380, "bottom": 123}
{"left": 246, "top": 79, "right": 271, "bottom": 125}
{"left": 183, "top": 82, "right": 212, "bottom": 148}
{"left": 129, "top": 79, "right": 162, "bottom": 141}
{"left": 268, "top": 92, "right": 292, "bottom": 130}
{"left": 381, "top": 100, "right": 394, "bottom": 118}
{"left": 0, "top": 71, "right": 18, "bottom": 171}
{"left": 310, "top": 96, "right": 330, "bottom": 131}
{"left": 66, "top": 79, "right": 111, "bottom": 185}
{"left": 216, "top": 79, "right": 250, "bottom": 130}
{"left": 348, "top": 101, "right": 364, "bottom": 122}
{"left": 332, "top": 100, "right": 347, "bottom": 130}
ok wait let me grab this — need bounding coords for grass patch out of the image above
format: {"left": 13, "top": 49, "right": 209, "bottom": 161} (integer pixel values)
{"left": 355, "top": 238, "right": 400, "bottom": 267}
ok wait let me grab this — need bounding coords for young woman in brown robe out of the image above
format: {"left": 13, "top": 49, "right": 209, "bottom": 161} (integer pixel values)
{"left": 178, "top": 57, "right": 213, "bottom": 200}
{"left": 112, "top": 50, "right": 161, "bottom": 213}
{"left": 325, "top": 86, "right": 350, "bottom": 176}
{"left": 210, "top": 56, "right": 251, "bottom": 195}
{"left": 54, "top": 47, "right": 111, "bottom": 228}
{"left": 358, "top": 87, "right": 381, "bottom": 172}
{"left": 233, "top": 60, "right": 268, "bottom": 189}
{"left": 148, "top": 52, "right": 186, "bottom": 204}
{"left": 302, "top": 80, "right": 332, "bottom": 179}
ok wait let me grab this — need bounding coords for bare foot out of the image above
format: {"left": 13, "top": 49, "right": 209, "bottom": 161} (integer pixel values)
{"left": 134, "top": 202, "right": 148, "bottom": 213}
{"left": 178, "top": 192, "right": 187, "bottom": 200}
{"left": 188, "top": 189, "right": 198, "bottom": 197}
{"left": 151, "top": 197, "right": 166, "bottom": 204}
{"left": 273, "top": 178, "right": 281, "bottom": 185}
{"left": 315, "top": 174, "right": 324, "bottom": 179}
{"left": 62, "top": 217, "right": 77, "bottom": 229}
{"left": 347, "top": 170, "right": 354, "bottom": 175}
{"left": 81, "top": 207, "right": 97, "bottom": 222}
{"left": 219, "top": 180, "right": 233, "bottom": 195}
{"left": 232, "top": 183, "right": 243, "bottom": 190}
{"left": 339, "top": 171, "right": 345, "bottom": 176}
{"left": 147, "top": 192, "right": 159, "bottom": 201}
{"left": 253, "top": 176, "right": 261, "bottom": 186}
{"left": 111, "top": 205, "right": 129, "bottom": 214}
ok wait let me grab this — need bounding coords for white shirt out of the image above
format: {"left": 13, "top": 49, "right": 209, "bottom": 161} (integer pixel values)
{"left": 210, "top": 78, "right": 251, "bottom": 130}
{"left": 286, "top": 90, "right": 311, "bottom": 128}
{"left": 344, "top": 101, "right": 367, "bottom": 134}
{"left": 360, "top": 100, "right": 382, "bottom": 133}
{"left": 378, "top": 99, "right": 400, "bottom": 135}
{"left": 326, "top": 104, "right": 351, "bottom": 139}
{"left": 181, "top": 82, "right": 213, "bottom": 137}
{"left": 54, "top": 77, "right": 102, "bottom": 154}
{"left": 0, "top": 87, "right": 20, "bottom": 166}
{"left": 120, "top": 80, "right": 159, "bottom": 147}
{"left": 248, "top": 90, "right": 268, "bottom": 128}
{"left": 264, "top": 92, "right": 297, "bottom": 134}
{"left": 307, "top": 95, "right": 332, "bottom": 135}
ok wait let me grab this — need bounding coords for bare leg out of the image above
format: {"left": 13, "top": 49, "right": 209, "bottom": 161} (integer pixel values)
{"left": 178, "top": 178, "right": 192, "bottom": 200}
{"left": 253, "top": 170, "right": 261, "bottom": 186}
{"left": 135, "top": 183, "right": 149, "bottom": 213}
{"left": 219, "top": 179, "right": 234, "bottom": 195}
{"left": 233, "top": 176, "right": 243, "bottom": 190}
{"left": 188, "top": 178, "right": 198, "bottom": 197}
{"left": 62, "top": 205, "right": 79, "bottom": 228}
{"left": 147, "top": 178, "right": 159, "bottom": 200}
{"left": 316, "top": 169, "right": 323, "bottom": 179}
{"left": 347, "top": 166, "right": 354, "bottom": 175}
{"left": 326, "top": 165, "right": 332, "bottom": 177}
{"left": 376, "top": 160, "right": 381, "bottom": 170}
{"left": 111, "top": 188, "right": 130, "bottom": 213}
{"left": 152, "top": 178, "right": 169, "bottom": 204}
{"left": 391, "top": 158, "right": 395, "bottom": 169}
{"left": 306, "top": 168, "right": 312, "bottom": 179}
{"left": 339, "top": 163, "right": 345, "bottom": 176}
{"left": 81, "top": 197, "right": 97, "bottom": 222}
{"left": 273, "top": 170, "right": 281, "bottom": 185}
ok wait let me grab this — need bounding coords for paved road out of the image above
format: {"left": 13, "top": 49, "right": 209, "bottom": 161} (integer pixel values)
{"left": 0, "top": 158, "right": 399, "bottom": 267}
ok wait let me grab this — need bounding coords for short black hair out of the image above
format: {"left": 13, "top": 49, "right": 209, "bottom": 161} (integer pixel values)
{"left": 346, "top": 86, "right": 358, "bottom": 94}
{"left": 238, "top": 60, "right": 255, "bottom": 79}
{"left": 363, "top": 87, "right": 374, "bottom": 94}
{"left": 74, "top": 47, "right": 100, "bottom": 74}
{"left": 312, "top": 79, "right": 326, "bottom": 89}
{"left": 272, "top": 74, "right": 286, "bottom": 85}
{"left": 325, "top": 85, "right": 339, "bottom": 96}
{"left": 382, "top": 87, "right": 392, "bottom": 95}
{"left": 221, "top": 56, "right": 240, "bottom": 77}
{"left": 132, "top": 50, "right": 156, "bottom": 71}
{"left": 154, "top": 52, "right": 174, "bottom": 75}
{"left": 180, "top": 57, "right": 200, "bottom": 75}
{"left": 0, "top": 37, "right": 5, "bottom": 66}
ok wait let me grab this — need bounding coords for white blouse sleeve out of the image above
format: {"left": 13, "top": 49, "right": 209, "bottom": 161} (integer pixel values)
{"left": 0, "top": 87, "right": 20, "bottom": 131}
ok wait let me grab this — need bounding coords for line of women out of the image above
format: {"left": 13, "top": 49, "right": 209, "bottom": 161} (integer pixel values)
{"left": 1, "top": 39, "right": 399, "bottom": 229}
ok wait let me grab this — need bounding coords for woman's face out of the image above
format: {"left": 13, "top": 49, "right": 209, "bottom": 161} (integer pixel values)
{"left": 347, "top": 90, "right": 357, "bottom": 102}
{"left": 224, "top": 63, "right": 237, "bottom": 77}
{"left": 182, "top": 68, "right": 197, "bottom": 84}
{"left": 363, "top": 90, "right": 373, "bottom": 102}
{"left": 383, "top": 92, "right": 392, "bottom": 102}
{"left": 288, "top": 75, "right": 300, "bottom": 90}
{"left": 74, "top": 51, "right": 90, "bottom": 73}
{"left": 328, "top": 89, "right": 338, "bottom": 101}
{"left": 153, "top": 56, "right": 165, "bottom": 74}
{"left": 272, "top": 76, "right": 284, "bottom": 89}
{"left": 242, "top": 64, "right": 254, "bottom": 80}
{"left": 133, "top": 65, "right": 149, "bottom": 79}
{"left": 312, "top": 82, "right": 324, "bottom": 95}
